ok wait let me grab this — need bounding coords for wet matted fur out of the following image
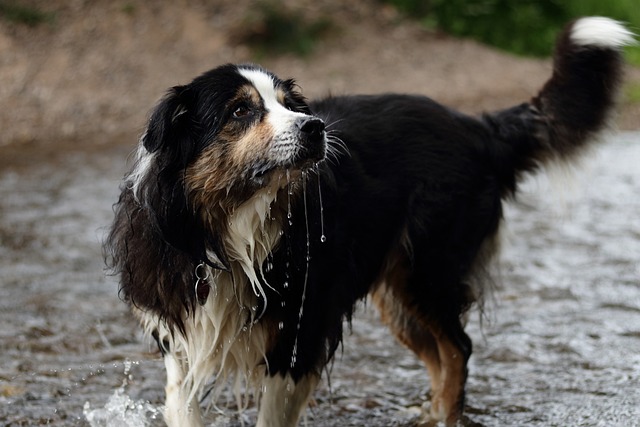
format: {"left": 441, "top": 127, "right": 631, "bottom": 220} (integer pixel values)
{"left": 105, "top": 18, "right": 634, "bottom": 427}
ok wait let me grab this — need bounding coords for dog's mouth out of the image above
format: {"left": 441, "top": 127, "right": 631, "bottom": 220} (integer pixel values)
{"left": 249, "top": 140, "right": 327, "bottom": 186}
{"left": 247, "top": 116, "right": 327, "bottom": 187}
{"left": 249, "top": 132, "right": 327, "bottom": 186}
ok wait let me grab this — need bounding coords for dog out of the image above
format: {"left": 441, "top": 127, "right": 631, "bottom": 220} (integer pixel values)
{"left": 105, "top": 17, "right": 633, "bottom": 427}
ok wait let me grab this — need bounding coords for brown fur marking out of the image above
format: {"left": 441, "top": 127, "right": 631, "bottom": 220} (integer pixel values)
{"left": 372, "top": 247, "right": 466, "bottom": 426}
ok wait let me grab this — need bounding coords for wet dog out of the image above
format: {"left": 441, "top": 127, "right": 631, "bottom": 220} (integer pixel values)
{"left": 105, "top": 17, "right": 633, "bottom": 426}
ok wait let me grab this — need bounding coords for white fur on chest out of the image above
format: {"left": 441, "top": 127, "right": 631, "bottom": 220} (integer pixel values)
{"left": 142, "top": 187, "right": 284, "bottom": 411}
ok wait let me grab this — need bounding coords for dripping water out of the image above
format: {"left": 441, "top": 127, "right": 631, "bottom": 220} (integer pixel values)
{"left": 315, "top": 162, "right": 326, "bottom": 243}
{"left": 286, "top": 169, "right": 293, "bottom": 226}
{"left": 283, "top": 169, "right": 292, "bottom": 312}
{"left": 302, "top": 171, "right": 311, "bottom": 264}
{"left": 290, "top": 171, "right": 311, "bottom": 368}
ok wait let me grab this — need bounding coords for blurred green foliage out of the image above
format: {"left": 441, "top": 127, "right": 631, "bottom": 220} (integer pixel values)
{"left": 236, "top": 1, "right": 334, "bottom": 58}
{"left": 626, "top": 83, "right": 640, "bottom": 103}
{"left": 385, "top": 0, "right": 639, "bottom": 64}
{"left": 0, "top": 1, "right": 54, "bottom": 26}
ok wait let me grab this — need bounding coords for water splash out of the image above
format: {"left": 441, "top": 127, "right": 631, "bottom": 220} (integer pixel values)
{"left": 83, "top": 360, "right": 161, "bottom": 427}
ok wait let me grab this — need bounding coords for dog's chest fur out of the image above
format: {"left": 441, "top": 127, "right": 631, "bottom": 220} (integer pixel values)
{"left": 144, "top": 186, "right": 289, "bottom": 403}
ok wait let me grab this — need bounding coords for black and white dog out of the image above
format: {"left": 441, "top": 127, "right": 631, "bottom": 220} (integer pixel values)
{"left": 106, "top": 17, "right": 633, "bottom": 426}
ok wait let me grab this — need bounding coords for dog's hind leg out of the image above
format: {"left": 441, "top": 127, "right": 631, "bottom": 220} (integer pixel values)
{"left": 423, "top": 318, "right": 471, "bottom": 425}
{"left": 372, "top": 253, "right": 472, "bottom": 426}
{"left": 257, "top": 372, "right": 319, "bottom": 427}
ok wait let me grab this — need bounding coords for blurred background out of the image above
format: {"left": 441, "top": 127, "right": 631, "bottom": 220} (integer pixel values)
{"left": 0, "top": 0, "right": 638, "bottom": 148}
{"left": 1, "top": 1, "right": 639, "bottom": 426}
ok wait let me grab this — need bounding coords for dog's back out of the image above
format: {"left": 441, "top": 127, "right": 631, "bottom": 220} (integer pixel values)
{"left": 299, "top": 17, "right": 633, "bottom": 425}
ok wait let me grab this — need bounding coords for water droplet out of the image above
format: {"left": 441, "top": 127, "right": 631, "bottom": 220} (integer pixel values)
{"left": 286, "top": 169, "right": 293, "bottom": 222}
{"left": 317, "top": 168, "right": 326, "bottom": 242}
{"left": 123, "top": 359, "right": 132, "bottom": 376}
{"left": 286, "top": 174, "right": 312, "bottom": 374}
{"left": 283, "top": 281, "right": 289, "bottom": 289}
{"left": 278, "top": 321, "right": 284, "bottom": 330}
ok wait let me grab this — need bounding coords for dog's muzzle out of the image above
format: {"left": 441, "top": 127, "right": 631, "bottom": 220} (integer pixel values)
{"left": 249, "top": 117, "right": 327, "bottom": 184}
{"left": 296, "top": 117, "right": 326, "bottom": 160}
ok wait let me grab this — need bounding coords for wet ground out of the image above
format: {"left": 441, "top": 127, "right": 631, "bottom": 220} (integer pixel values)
{"left": 1, "top": 133, "right": 639, "bottom": 427}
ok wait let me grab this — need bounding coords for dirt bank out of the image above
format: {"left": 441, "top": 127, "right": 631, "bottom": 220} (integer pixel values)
{"left": 1, "top": 1, "right": 638, "bottom": 149}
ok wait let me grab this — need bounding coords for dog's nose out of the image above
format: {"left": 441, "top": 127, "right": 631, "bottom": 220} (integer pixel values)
{"left": 297, "top": 117, "right": 325, "bottom": 140}
{"left": 295, "top": 117, "right": 326, "bottom": 162}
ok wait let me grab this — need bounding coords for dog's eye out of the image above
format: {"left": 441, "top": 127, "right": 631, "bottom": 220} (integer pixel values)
{"left": 233, "top": 105, "right": 251, "bottom": 119}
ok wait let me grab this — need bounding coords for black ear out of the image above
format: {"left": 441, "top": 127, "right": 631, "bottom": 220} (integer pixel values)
{"left": 135, "top": 86, "right": 231, "bottom": 272}
{"left": 105, "top": 183, "right": 231, "bottom": 330}
{"left": 282, "top": 78, "right": 311, "bottom": 114}
{"left": 143, "top": 86, "right": 195, "bottom": 157}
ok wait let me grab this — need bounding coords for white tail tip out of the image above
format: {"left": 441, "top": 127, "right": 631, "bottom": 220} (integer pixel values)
{"left": 571, "top": 17, "right": 636, "bottom": 49}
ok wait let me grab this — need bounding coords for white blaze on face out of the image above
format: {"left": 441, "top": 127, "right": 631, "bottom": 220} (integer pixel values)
{"left": 238, "top": 67, "right": 306, "bottom": 128}
{"left": 238, "top": 68, "right": 311, "bottom": 164}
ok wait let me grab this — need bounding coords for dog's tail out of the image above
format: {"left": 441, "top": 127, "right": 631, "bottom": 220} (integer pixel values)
{"left": 484, "top": 17, "right": 635, "bottom": 195}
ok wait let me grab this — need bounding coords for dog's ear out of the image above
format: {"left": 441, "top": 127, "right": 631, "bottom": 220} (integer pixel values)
{"left": 105, "top": 187, "right": 192, "bottom": 330}
{"left": 105, "top": 183, "right": 231, "bottom": 330}
{"left": 135, "top": 86, "right": 231, "bottom": 272}
{"left": 281, "top": 78, "right": 312, "bottom": 115}
{"left": 143, "top": 86, "right": 197, "bottom": 160}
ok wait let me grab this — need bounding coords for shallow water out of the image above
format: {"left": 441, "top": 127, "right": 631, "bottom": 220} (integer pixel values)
{"left": 0, "top": 133, "right": 638, "bottom": 426}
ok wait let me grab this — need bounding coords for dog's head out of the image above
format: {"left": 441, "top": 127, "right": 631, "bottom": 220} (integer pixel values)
{"left": 107, "top": 64, "right": 327, "bottom": 325}
{"left": 138, "top": 63, "right": 325, "bottom": 197}
{"left": 123, "top": 64, "right": 326, "bottom": 270}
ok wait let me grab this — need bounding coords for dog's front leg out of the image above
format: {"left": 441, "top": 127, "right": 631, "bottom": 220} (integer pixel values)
{"left": 163, "top": 351, "right": 204, "bottom": 427}
{"left": 257, "top": 372, "right": 319, "bottom": 427}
